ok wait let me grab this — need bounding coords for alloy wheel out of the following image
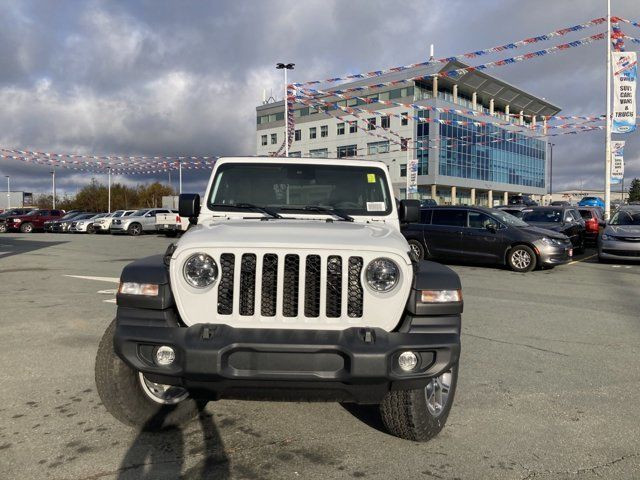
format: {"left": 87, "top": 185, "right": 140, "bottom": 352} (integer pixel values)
{"left": 511, "top": 249, "right": 531, "bottom": 270}
{"left": 425, "top": 370, "right": 452, "bottom": 417}
{"left": 138, "top": 373, "right": 188, "bottom": 405}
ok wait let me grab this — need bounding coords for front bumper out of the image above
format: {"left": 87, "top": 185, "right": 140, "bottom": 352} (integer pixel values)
{"left": 599, "top": 240, "right": 640, "bottom": 261}
{"left": 110, "top": 224, "right": 127, "bottom": 234}
{"left": 537, "top": 243, "right": 573, "bottom": 266}
{"left": 114, "top": 315, "right": 460, "bottom": 404}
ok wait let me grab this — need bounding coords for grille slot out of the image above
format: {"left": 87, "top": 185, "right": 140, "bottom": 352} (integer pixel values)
{"left": 239, "top": 254, "right": 257, "bottom": 316}
{"left": 261, "top": 254, "right": 278, "bottom": 317}
{"left": 304, "top": 255, "right": 321, "bottom": 317}
{"left": 282, "top": 254, "right": 300, "bottom": 317}
{"left": 325, "top": 256, "right": 342, "bottom": 318}
{"left": 347, "top": 257, "right": 364, "bottom": 318}
{"left": 217, "top": 253, "right": 235, "bottom": 315}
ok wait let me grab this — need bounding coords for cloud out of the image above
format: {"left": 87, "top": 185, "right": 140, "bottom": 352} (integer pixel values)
{"left": 0, "top": 0, "right": 638, "bottom": 198}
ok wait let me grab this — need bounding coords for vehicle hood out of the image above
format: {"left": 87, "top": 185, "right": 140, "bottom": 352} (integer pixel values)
{"left": 176, "top": 219, "right": 411, "bottom": 260}
{"left": 605, "top": 225, "right": 640, "bottom": 237}
{"left": 518, "top": 225, "right": 569, "bottom": 240}
{"left": 524, "top": 221, "right": 566, "bottom": 233}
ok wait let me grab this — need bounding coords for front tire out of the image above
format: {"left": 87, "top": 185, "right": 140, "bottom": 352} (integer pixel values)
{"left": 408, "top": 239, "right": 425, "bottom": 260}
{"left": 127, "top": 223, "right": 142, "bottom": 236}
{"left": 87, "top": 224, "right": 96, "bottom": 234}
{"left": 0, "top": 223, "right": 6, "bottom": 233}
{"left": 507, "top": 245, "right": 537, "bottom": 272}
{"left": 380, "top": 365, "right": 458, "bottom": 442}
{"left": 20, "top": 222, "right": 34, "bottom": 233}
{"left": 95, "top": 320, "right": 202, "bottom": 430}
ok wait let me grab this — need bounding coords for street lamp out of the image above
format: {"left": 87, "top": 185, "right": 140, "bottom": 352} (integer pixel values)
{"left": 276, "top": 62, "right": 295, "bottom": 157}
{"left": 5, "top": 176, "right": 10, "bottom": 210}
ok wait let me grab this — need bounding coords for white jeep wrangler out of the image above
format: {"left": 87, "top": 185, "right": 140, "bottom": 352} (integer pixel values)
{"left": 95, "top": 157, "right": 463, "bottom": 441}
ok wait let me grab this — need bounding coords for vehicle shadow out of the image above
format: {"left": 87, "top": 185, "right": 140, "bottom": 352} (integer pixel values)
{"left": 0, "top": 236, "right": 68, "bottom": 259}
{"left": 118, "top": 404, "right": 230, "bottom": 479}
{"left": 340, "top": 403, "right": 388, "bottom": 435}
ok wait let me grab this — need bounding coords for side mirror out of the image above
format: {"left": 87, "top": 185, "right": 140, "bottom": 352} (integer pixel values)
{"left": 399, "top": 199, "right": 420, "bottom": 224}
{"left": 179, "top": 193, "right": 201, "bottom": 225}
{"left": 486, "top": 223, "right": 498, "bottom": 233}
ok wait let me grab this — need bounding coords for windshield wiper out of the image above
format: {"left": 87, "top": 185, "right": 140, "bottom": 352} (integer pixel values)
{"left": 280, "top": 206, "right": 354, "bottom": 222}
{"left": 210, "top": 203, "right": 282, "bottom": 219}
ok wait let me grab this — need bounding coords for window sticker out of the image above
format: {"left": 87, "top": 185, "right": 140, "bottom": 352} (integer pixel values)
{"left": 367, "top": 173, "right": 376, "bottom": 183}
{"left": 367, "top": 202, "right": 386, "bottom": 212}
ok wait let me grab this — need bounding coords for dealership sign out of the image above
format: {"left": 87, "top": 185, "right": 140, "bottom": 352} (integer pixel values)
{"left": 612, "top": 52, "right": 637, "bottom": 134}
{"left": 611, "top": 140, "right": 625, "bottom": 185}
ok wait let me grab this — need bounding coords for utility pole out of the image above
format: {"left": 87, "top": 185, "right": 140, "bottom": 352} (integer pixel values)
{"left": 51, "top": 168, "right": 56, "bottom": 209}
{"left": 276, "top": 63, "right": 295, "bottom": 157}
{"left": 179, "top": 160, "right": 183, "bottom": 194}
{"left": 5, "top": 175, "right": 10, "bottom": 210}
{"left": 605, "top": 0, "right": 612, "bottom": 219}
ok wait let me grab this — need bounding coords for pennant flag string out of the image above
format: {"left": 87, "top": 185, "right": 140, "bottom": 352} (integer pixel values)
{"left": 291, "top": 17, "right": 607, "bottom": 88}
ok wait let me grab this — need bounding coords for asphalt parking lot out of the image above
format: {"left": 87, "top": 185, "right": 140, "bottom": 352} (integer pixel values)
{"left": 1, "top": 233, "right": 639, "bottom": 480}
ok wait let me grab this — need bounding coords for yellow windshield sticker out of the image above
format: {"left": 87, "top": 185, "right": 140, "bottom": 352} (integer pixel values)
{"left": 367, "top": 173, "right": 376, "bottom": 183}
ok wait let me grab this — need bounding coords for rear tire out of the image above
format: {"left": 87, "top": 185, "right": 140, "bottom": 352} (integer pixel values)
{"left": 574, "top": 235, "right": 586, "bottom": 255}
{"left": 20, "top": 222, "right": 34, "bottom": 233}
{"left": 0, "top": 223, "right": 6, "bottom": 233}
{"left": 507, "top": 245, "right": 537, "bottom": 272}
{"left": 95, "top": 319, "right": 203, "bottom": 430}
{"left": 380, "top": 364, "right": 458, "bottom": 442}
{"left": 408, "top": 239, "right": 425, "bottom": 260}
{"left": 127, "top": 223, "right": 142, "bottom": 236}
{"left": 165, "top": 231, "right": 178, "bottom": 238}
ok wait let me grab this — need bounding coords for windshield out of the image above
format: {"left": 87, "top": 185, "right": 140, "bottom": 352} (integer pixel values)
{"left": 208, "top": 163, "right": 392, "bottom": 216}
{"left": 523, "top": 209, "right": 562, "bottom": 223}
{"left": 25, "top": 210, "right": 39, "bottom": 216}
{"left": 491, "top": 209, "right": 528, "bottom": 227}
{"left": 610, "top": 210, "right": 640, "bottom": 226}
{"left": 61, "top": 212, "right": 80, "bottom": 220}
{"left": 112, "top": 211, "right": 124, "bottom": 217}
{"left": 132, "top": 209, "right": 149, "bottom": 216}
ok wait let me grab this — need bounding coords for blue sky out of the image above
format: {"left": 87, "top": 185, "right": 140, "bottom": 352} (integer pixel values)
{"left": 0, "top": 0, "right": 638, "bottom": 197}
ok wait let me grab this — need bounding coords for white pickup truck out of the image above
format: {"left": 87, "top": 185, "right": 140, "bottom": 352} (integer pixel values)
{"left": 155, "top": 211, "right": 189, "bottom": 237}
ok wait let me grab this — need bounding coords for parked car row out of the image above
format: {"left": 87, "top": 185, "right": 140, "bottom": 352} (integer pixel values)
{"left": 401, "top": 204, "right": 640, "bottom": 272}
{"left": 0, "top": 207, "right": 188, "bottom": 237}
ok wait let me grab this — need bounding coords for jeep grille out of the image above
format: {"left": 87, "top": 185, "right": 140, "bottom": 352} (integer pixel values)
{"left": 216, "top": 253, "right": 364, "bottom": 319}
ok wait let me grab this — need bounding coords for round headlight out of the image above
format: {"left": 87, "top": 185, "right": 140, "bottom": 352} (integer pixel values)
{"left": 366, "top": 258, "right": 400, "bottom": 292}
{"left": 183, "top": 253, "right": 218, "bottom": 288}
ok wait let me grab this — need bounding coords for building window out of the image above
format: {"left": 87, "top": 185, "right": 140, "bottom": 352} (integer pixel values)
{"left": 401, "top": 138, "right": 408, "bottom": 151}
{"left": 381, "top": 116, "right": 390, "bottom": 129}
{"left": 367, "top": 141, "right": 390, "bottom": 155}
{"left": 271, "top": 133, "right": 277, "bottom": 145}
{"left": 367, "top": 117, "right": 377, "bottom": 130}
{"left": 289, "top": 151, "right": 302, "bottom": 157}
{"left": 400, "top": 164, "right": 407, "bottom": 177}
{"left": 309, "top": 148, "right": 328, "bottom": 158}
{"left": 294, "top": 129, "right": 301, "bottom": 141}
{"left": 349, "top": 121, "right": 357, "bottom": 133}
{"left": 261, "top": 135, "right": 267, "bottom": 146}
{"left": 401, "top": 112, "right": 409, "bottom": 126}
{"left": 309, "top": 127, "right": 317, "bottom": 139}
{"left": 320, "top": 125, "right": 328, "bottom": 138}
{"left": 337, "top": 145, "right": 358, "bottom": 158}
{"left": 337, "top": 122, "right": 345, "bottom": 135}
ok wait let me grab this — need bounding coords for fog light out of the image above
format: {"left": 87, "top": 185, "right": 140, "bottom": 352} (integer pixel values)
{"left": 398, "top": 351, "right": 418, "bottom": 372}
{"left": 155, "top": 346, "right": 175, "bottom": 366}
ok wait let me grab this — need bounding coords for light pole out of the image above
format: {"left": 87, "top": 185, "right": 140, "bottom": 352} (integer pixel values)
{"left": 51, "top": 168, "right": 56, "bottom": 209}
{"left": 5, "top": 176, "right": 10, "bottom": 210}
{"left": 548, "top": 142, "right": 555, "bottom": 203}
{"left": 604, "top": 0, "right": 612, "bottom": 219}
{"left": 276, "top": 62, "right": 295, "bottom": 157}
{"left": 107, "top": 167, "right": 112, "bottom": 213}
{"left": 179, "top": 160, "right": 183, "bottom": 194}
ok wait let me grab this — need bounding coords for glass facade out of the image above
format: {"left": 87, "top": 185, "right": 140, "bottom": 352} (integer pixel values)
{"left": 416, "top": 109, "right": 429, "bottom": 175}
{"left": 438, "top": 112, "right": 545, "bottom": 188}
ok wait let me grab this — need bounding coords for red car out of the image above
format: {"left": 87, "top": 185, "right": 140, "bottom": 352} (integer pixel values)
{"left": 4, "top": 209, "right": 65, "bottom": 233}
